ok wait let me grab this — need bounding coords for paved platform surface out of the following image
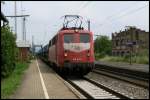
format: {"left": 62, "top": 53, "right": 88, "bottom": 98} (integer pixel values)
{"left": 10, "top": 59, "right": 78, "bottom": 99}
{"left": 95, "top": 61, "right": 149, "bottom": 73}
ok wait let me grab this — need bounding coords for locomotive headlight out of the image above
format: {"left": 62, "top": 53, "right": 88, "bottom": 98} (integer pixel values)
{"left": 75, "top": 29, "right": 79, "bottom": 33}
{"left": 87, "top": 53, "right": 90, "bottom": 57}
{"left": 64, "top": 53, "right": 67, "bottom": 57}
{"left": 64, "top": 50, "right": 67, "bottom": 57}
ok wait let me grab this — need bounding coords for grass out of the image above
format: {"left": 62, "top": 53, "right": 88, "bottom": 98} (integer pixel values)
{"left": 96, "top": 53, "right": 149, "bottom": 64}
{"left": 1, "top": 62, "right": 29, "bottom": 99}
{"left": 99, "top": 56, "right": 126, "bottom": 62}
{"left": 132, "top": 55, "right": 149, "bottom": 64}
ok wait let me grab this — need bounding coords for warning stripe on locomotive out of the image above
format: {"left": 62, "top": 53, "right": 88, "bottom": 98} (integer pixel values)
{"left": 64, "top": 43, "right": 90, "bottom": 52}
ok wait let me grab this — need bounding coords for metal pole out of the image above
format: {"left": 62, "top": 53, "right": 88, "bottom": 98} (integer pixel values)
{"left": 24, "top": 17, "right": 26, "bottom": 41}
{"left": 97, "top": 38, "right": 98, "bottom": 53}
{"left": 22, "top": 17, "right": 26, "bottom": 40}
{"left": 22, "top": 17, "right": 24, "bottom": 40}
{"left": 32, "top": 36, "right": 34, "bottom": 55}
{"left": 5, "top": 15, "right": 29, "bottom": 42}
{"left": 14, "top": 1, "right": 17, "bottom": 37}
{"left": 130, "top": 46, "right": 132, "bottom": 65}
{"left": 88, "top": 20, "right": 90, "bottom": 31}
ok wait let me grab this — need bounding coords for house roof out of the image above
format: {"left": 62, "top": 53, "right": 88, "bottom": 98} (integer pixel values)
{"left": 16, "top": 40, "right": 30, "bottom": 47}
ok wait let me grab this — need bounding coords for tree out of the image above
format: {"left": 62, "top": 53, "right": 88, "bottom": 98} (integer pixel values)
{"left": 1, "top": 25, "right": 17, "bottom": 78}
{"left": 94, "top": 35, "right": 112, "bottom": 56}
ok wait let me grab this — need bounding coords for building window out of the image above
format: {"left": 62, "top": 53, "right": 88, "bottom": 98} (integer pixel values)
{"left": 116, "top": 40, "right": 118, "bottom": 46}
{"left": 136, "top": 30, "right": 139, "bottom": 40}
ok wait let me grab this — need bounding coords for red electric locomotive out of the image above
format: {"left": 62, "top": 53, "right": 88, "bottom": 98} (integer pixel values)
{"left": 47, "top": 15, "right": 94, "bottom": 75}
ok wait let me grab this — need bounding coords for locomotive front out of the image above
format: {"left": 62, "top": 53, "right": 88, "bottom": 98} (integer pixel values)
{"left": 56, "top": 15, "right": 95, "bottom": 75}
{"left": 61, "top": 29, "right": 95, "bottom": 75}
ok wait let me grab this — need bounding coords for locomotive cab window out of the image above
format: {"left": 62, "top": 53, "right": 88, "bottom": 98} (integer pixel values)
{"left": 80, "top": 34, "right": 90, "bottom": 43}
{"left": 64, "top": 34, "right": 74, "bottom": 43}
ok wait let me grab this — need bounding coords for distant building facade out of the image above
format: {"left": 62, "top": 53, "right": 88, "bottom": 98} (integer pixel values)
{"left": 112, "top": 26, "right": 149, "bottom": 56}
{"left": 16, "top": 40, "right": 31, "bottom": 61}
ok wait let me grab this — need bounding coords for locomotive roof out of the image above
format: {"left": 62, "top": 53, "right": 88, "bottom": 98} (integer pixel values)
{"left": 59, "top": 28, "right": 91, "bottom": 34}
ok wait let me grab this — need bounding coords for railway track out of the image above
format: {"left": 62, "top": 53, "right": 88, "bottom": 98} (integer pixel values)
{"left": 94, "top": 63, "right": 149, "bottom": 80}
{"left": 92, "top": 68, "right": 149, "bottom": 89}
{"left": 40, "top": 60, "right": 148, "bottom": 99}
{"left": 65, "top": 76, "right": 130, "bottom": 99}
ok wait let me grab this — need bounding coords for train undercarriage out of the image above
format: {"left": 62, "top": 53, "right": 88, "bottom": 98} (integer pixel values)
{"left": 39, "top": 56, "right": 94, "bottom": 76}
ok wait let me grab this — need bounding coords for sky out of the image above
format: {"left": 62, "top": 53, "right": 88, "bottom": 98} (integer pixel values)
{"left": 1, "top": 1, "right": 149, "bottom": 47}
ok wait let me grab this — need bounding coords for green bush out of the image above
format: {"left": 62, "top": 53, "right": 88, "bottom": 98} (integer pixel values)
{"left": 94, "top": 36, "right": 112, "bottom": 55}
{"left": 1, "top": 25, "right": 18, "bottom": 78}
{"left": 29, "top": 52, "right": 35, "bottom": 60}
{"left": 95, "top": 52, "right": 106, "bottom": 60}
{"left": 132, "top": 55, "right": 149, "bottom": 64}
{"left": 1, "top": 62, "right": 29, "bottom": 99}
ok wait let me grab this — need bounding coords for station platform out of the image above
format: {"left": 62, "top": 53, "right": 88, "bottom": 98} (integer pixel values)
{"left": 95, "top": 61, "right": 149, "bottom": 73}
{"left": 10, "top": 59, "right": 78, "bottom": 99}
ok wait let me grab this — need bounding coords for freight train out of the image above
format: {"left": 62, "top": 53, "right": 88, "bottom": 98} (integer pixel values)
{"left": 38, "top": 15, "right": 95, "bottom": 75}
